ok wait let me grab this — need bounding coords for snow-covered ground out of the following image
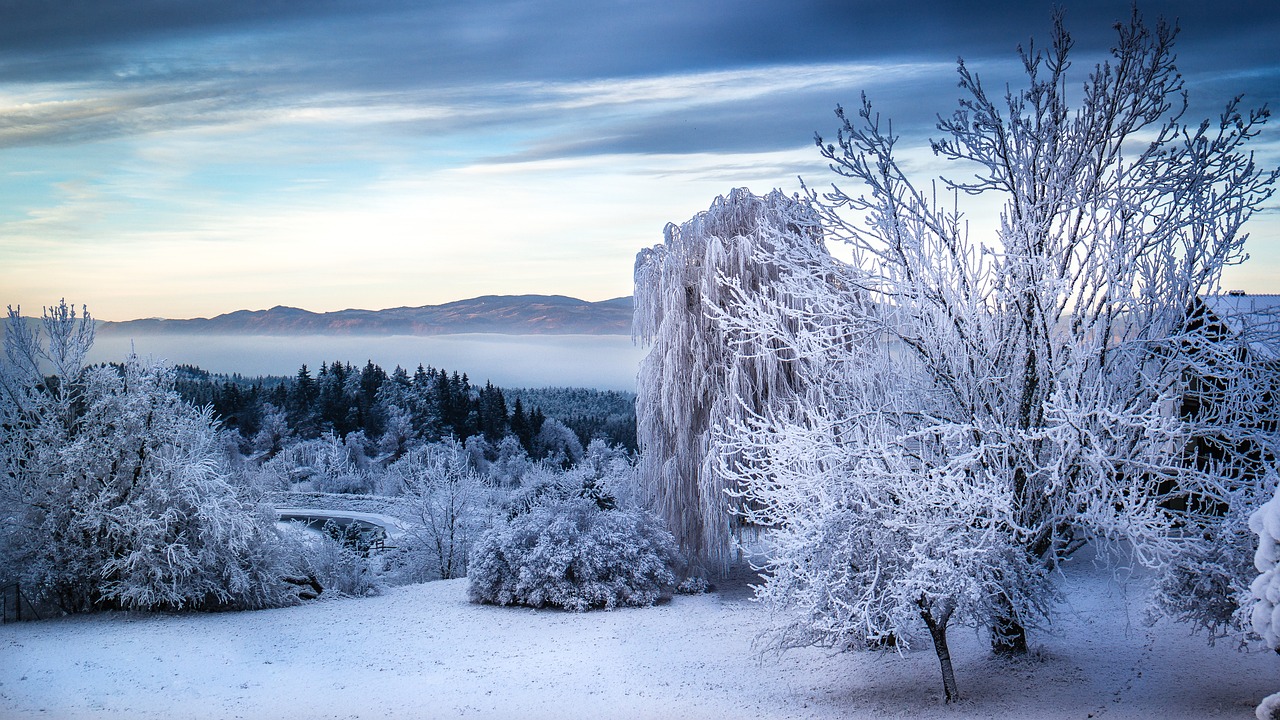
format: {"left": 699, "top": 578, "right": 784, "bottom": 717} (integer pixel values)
{"left": 1, "top": 551, "right": 1275, "bottom": 719}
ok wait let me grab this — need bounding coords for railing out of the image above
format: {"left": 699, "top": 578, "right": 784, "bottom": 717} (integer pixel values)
{"left": 1, "top": 582, "right": 42, "bottom": 623}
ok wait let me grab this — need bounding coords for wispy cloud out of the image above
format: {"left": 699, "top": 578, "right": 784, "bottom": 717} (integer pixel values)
{"left": 0, "top": 58, "right": 952, "bottom": 155}
{"left": 0, "top": 1, "right": 1276, "bottom": 319}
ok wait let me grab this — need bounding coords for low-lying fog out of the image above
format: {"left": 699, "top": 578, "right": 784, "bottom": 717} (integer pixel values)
{"left": 88, "top": 334, "right": 644, "bottom": 390}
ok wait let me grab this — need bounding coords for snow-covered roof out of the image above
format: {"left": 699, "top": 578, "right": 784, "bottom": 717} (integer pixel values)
{"left": 1200, "top": 293, "right": 1280, "bottom": 361}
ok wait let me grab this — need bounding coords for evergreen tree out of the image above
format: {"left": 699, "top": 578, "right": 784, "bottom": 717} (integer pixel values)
{"left": 358, "top": 360, "right": 386, "bottom": 437}
{"left": 288, "top": 364, "right": 319, "bottom": 438}
{"left": 510, "top": 398, "right": 532, "bottom": 455}
{"left": 477, "top": 381, "right": 509, "bottom": 440}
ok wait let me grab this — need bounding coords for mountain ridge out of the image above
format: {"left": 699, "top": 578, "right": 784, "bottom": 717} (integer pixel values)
{"left": 96, "top": 294, "right": 634, "bottom": 336}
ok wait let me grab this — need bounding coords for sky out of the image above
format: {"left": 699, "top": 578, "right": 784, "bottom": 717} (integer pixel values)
{"left": 1, "top": 1, "right": 1277, "bottom": 321}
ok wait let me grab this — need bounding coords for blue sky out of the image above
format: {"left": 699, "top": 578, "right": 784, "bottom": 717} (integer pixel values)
{"left": 1, "top": 0, "right": 1277, "bottom": 321}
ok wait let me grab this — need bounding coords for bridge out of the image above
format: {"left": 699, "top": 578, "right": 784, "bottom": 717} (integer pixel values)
{"left": 274, "top": 508, "right": 409, "bottom": 550}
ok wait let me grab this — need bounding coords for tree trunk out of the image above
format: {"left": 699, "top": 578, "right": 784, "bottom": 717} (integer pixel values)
{"left": 992, "top": 616, "right": 1028, "bottom": 655}
{"left": 991, "top": 594, "right": 1028, "bottom": 656}
{"left": 920, "top": 602, "right": 960, "bottom": 703}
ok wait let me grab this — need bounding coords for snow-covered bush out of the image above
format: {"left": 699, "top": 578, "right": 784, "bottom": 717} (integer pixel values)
{"left": 486, "top": 435, "right": 532, "bottom": 487}
{"left": 0, "top": 301, "right": 290, "bottom": 612}
{"left": 579, "top": 439, "right": 642, "bottom": 510}
{"left": 277, "top": 523, "right": 383, "bottom": 599}
{"left": 1150, "top": 498, "right": 1259, "bottom": 643}
{"left": 675, "top": 576, "right": 710, "bottom": 595}
{"left": 258, "top": 432, "right": 373, "bottom": 494}
{"left": 467, "top": 497, "right": 679, "bottom": 611}
{"left": 1250, "top": 478, "right": 1280, "bottom": 719}
{"left": 1250, "top": 478, "right": 1280, "bottom": 648}
{"left": 500, "top": 463, "right": 593, "bottom": 518}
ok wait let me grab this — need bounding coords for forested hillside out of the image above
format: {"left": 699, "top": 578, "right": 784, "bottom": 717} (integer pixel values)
{"left": 172, "top": 363, "right": 637, "bottom": 455}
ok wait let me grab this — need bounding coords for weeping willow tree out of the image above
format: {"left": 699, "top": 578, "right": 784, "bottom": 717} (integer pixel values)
{"left": 633, "top": 188, "right": 831, "bottom": 576}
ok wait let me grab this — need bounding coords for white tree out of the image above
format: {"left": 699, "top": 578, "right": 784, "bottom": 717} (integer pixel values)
{"left": 710, "top": 9, "right": 1276, "bottom": 701}
{"left": 251, "top": 402, "right": 291, "bottom": 460}
{"left": 581, "top": 438, "right": 643, "bottom": 510}
{"left": 486, "top": 434, "right": 531, "bottom": 487}
{"left": 0, "top": 301, "right": 288, "bottom": 612}
{"left": 389, "top": 438, "right": 489, "bottom": 580}
{"left": 376, "top": 403, "right": 416, "bottom": 462}
{"left": 633, "top": 187, "right": 828, "bottom": 576}
{"left": 534, "top": 417, "right": 584, "bottom": 466}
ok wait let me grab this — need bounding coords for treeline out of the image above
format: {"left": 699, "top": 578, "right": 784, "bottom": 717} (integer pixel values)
{"left": 505, "top": 387, "right": 637, "bottom": 454}
{"left": 172, "top": 362, "right": 637, "bottom": 458}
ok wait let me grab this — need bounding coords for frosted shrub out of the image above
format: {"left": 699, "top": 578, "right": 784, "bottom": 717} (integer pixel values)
{"left": 676, "top": 576, "right": 710, "bottom": 595}
{"left": 1251, "top": 477, "right": 1280, "bottom": 719}
{"left": 259, "top": 432, "right": 370, "bottom": 493}
{"left": 501, "top": 464, "right": 591, "bottom": 518}
{"left": 581, "top": 439, "right": 642, "bottom": 509}
{"left": 313, "top": 471, "right": 373, "bottom": 495}
{"left": 1250, "top": 480, "right": 1280, "bottom": 647}
{"left": 1, "top": 302, "right": 295, "bottom": 613}
{"left": 1151, "top": 501, "right": 1258, "bottom": 642}
{"left": 278, "top": 523, "right": 383, "bottom": 599}
{"left": 467, "top": 497, "right": 679, "bottom": 611}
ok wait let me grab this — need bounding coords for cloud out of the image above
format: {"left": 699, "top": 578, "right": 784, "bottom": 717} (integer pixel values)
{"left": 1, "top": 0, "right": 1276, "bottom": 320}
{"left": 0, "top": 56, "right": 953, "bottom": 158}
{"left": 1, "top": 1, "right": 1274, "bottom": 152}
{"left": 5, "top": 1, "right": 1275, "bottom": 84}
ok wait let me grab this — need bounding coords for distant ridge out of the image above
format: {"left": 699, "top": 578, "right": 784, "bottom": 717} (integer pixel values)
{"left": 97, "top": 295, "right": 634, "bottom": 336}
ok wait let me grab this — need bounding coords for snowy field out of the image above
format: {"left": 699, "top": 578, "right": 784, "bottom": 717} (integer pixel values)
{"left": 1, "top": 552, "right": 1275, "bottom": 719}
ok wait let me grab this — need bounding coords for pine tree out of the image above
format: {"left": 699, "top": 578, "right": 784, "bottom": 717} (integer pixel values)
{"left": 358, "top": 360, "right": 386, "bottom": 437}
{"left": 510, "top": 398, "right": 532, "bottom": 455}
{"left": 288, "top": 364, "right": 319, "bottom": 438}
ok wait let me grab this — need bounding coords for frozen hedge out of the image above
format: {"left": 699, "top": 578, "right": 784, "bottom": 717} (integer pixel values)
{"left": 1250, "top": 477, "right": 1280, "bottom": 720}
{"left": 467, "top": 497, "right": 678, "bottom": 611}
{"left": 1252, "top": 479, "right": 1280, "bottom": 648}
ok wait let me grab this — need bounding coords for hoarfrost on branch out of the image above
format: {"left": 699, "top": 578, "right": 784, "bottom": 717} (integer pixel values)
{"left": 702, "top": 9, "right": 1277, "bottom": 702}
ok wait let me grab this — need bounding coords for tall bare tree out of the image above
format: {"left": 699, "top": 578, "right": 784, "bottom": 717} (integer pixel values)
{"left": 711, "top": 9, "right": 1276, "bottom": 701}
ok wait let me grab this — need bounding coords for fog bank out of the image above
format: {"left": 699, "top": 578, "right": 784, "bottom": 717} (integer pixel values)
{"left": 87, "top": 334, "right": 644, "bottom": 390}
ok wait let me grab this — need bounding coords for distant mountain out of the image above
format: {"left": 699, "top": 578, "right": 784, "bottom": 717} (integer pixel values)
{"left": 97, "top": 295, "right": 634, "bottom": 336}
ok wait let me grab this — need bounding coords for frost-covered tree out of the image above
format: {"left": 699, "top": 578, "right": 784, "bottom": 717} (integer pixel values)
{"left": 389, "top": 439, "right": 489, "bottom": 580}
{"left": 486, "top": 434, "right": 532, "bottom": 487}
{"left": 580, "top": 438, "right": 642, "bottom": 510}
{"left": 534, "top": 416, "right": 584, "bottom": 467}
{"left": 710, "top": 9, "right": 1276, "bottom": 700}
{"left": 633, "top": 188, "right": 827, "bottom": 576}
{"left": 376, "top": 403, "right": 416, "bottom": 462}
{"left": 0, "top": 301, "right": 288, "bottom": 612}
{"left": 252, "top": 402, "right": 291, "bottom": 459}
